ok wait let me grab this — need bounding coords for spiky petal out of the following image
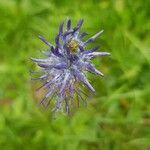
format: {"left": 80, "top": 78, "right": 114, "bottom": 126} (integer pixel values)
{"left": 31, "top": 18, "right": 110, "bottom": 113}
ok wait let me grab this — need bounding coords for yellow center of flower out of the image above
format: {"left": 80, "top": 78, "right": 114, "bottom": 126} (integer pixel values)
{"left": 67, "top": 39, "right": 79, "bottom": 53}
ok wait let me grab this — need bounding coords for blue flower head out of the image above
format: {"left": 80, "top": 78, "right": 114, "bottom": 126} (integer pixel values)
{"left": 31, "top": 18, "right": 110, "bottom": 113}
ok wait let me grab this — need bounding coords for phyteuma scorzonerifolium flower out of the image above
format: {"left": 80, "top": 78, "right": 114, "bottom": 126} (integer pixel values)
{"left": 31, "top": 18, "right": 110, "bottom": 114}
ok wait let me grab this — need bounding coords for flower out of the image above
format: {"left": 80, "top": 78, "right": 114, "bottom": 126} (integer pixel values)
{"left": 31, "top": 18, "right": 110, "bottom": 113}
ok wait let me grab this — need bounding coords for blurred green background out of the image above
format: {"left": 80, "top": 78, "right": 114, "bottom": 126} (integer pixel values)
{"left": 0, "top": 0, "right": 150, "bottom": 149}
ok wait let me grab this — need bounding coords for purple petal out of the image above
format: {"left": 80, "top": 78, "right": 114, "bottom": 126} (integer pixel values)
{"left": 66, "top": 18, "right": 71, "bottom": 31}
{"left": 51, "top": 46, "right": 63, "bottom": 57}
{"left": 60, "top": 73, "right": 69, "bottom": 94}
{"left": 53, "top": 63, "right": 67, "bottom": 69}
{"left": 72, "top": 19, "right": 84, "bottom": 35}
{"left": 42, "top": 74, "right": 62, "bottom": 89}
{"left": 55, "top": 34, "right": 60, "bottom": 46}
{"left": 73, "top": 68, "right": 95, "bottom": 92}
{"left": 56, "top": 98, "right": 63, "bottom": 112}
{"left": 40, "top": 89, "right": 54, "bottom": 104}
{"left": 31, "top": 74, "right": 47, "bottom": 80}
{"left": 41, "top": 50, "right": 51, "bottom": 57}
{"left": 84, "top": 62, "right": 104, "bottom": 76}
{"left": 45, "top": 89, "right": 54, "bottom": 98}
{"left": 82, "top": 46, "right": 100, "bottom": 55}
{"left": 63, "top": 31, "right": 73, "bottom": 40}
{"left": 79, "top": 32, "right": 88, "bottom": 39}
{"left": 59, "top": 22, "right": 64, "bottom": 35}
{"left": 77, "top": 19, "right": 84, "bottom": 30}
{"left": 38, "top": 36, "right": 53, "bottom": 47}
{"left": 84, "top": 30, "right": 103, "bottom": 46}
{"left": 87, "top": 52, "right": 110, "bottom": 57}
{"left": 31, "top": 57, "right": 49, "bottom": 63}
{"left": 65, "top": 99, "right": 69, "bottom": 113}
{"left": 38, "top": 63, "right": 51, "bottom": 68}
{"left": 63, "top": 43, "right": 70, "bottom": 55}
{"left": 38, "top": 62, "right": 67, "bottom": 70}
{"left": 68, "top": 80, "right": 74, "bottom": 97}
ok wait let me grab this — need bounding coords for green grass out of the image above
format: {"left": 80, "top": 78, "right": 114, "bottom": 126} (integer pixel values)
{"left": 0, "top": 0, "right": 150, "bottom": 149}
